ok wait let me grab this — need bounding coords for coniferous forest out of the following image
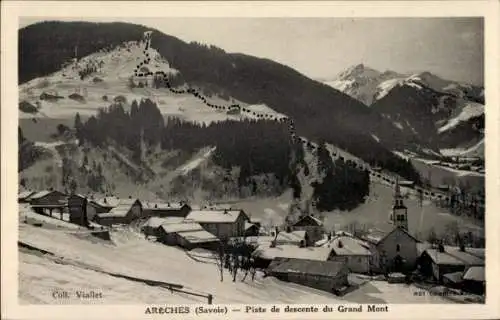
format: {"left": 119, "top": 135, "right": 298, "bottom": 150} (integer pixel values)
{"left": 75, "top": 98, "right": 371, "bottom": 210}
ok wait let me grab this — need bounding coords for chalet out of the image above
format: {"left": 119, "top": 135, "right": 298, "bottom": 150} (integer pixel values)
{"left": 292, "top": 215, "right": 324, "bottom": 245}
{"left": 141, "top": 217, "right": 175, "bottom": 238}
{"left": 142, "top": 201, "right": 191, "bottom": 218}
{"left": 94, "top": 198, "right": 143, "bottom": 226}
{"left": 326, "top": 236, "right": 372, "bottom": 274}
{"left": 266, "top": 257, "right": 349, "bottom": 295}
{"left": 158, "top": 221, "right": 205, "bottom": 245}
{"left": 175, "top": 230, "right": 220, "bottom": 251}
{"left": 418, "top": 245, "right": 484, "bottom": 283}
{"left": 158, "top": 222, "right": 219, "bottom": 250}
{"left": 184, "top": 209, "right": 249, "bottom": 240}
{"left": 244, "top": 222, "right": 260, "bottom": 237}
{"left": 28, "top": 190, "right": 67, "bottom": 217}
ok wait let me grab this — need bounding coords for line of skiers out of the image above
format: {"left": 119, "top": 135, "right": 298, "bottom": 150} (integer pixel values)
{"left": 224, "top": 253, "right": 257, "bottom": 282}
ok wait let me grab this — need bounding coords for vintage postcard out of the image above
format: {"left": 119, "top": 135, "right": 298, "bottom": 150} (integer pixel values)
{"left": 2, "top": 1, "right": 499, "bottom": 319}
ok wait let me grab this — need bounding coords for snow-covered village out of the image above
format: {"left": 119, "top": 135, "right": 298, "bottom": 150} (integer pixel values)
{"left": 15, "top": 17, "right": 487, "bottom": 306}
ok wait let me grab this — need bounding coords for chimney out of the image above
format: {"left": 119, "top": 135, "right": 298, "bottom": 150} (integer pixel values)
{"left": 223, "top": 209, "right": 228, "bottom": 214}
{"left": 338, "top": 240, "right": 344, "bottom": 248}
{"left": 167, "top": 202, "right": 170, "bottom": 206}
{"left": 129, "top": 195, "right": 132, "bottom": 199}
{"left": 103, "top": 198, "right": 107, "bottom": 204}
{"left": 154, "top": 204, "right": 158, "bottom": 209}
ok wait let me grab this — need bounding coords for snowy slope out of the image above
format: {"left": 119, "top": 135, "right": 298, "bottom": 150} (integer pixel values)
{"left": 438, "top": 102, "right": 484, "bottom": 133}
{"left": 18, "top": 39, "right": 284, "bottom": 125}
{"left": 19, "top": 221, "right": 454, "bottom": 304}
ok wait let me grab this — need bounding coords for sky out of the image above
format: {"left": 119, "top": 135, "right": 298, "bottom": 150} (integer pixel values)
{"left": 20, "top": 17, "right": 484, "bottom": 85}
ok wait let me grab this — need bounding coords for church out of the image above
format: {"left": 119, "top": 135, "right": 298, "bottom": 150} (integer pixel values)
{"left": 360, "top": 179, "right": 420, "bottom": 274}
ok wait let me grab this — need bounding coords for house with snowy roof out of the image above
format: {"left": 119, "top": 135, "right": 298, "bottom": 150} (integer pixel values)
{"left": 292, "top": 214, "right": 324, "bottom": 245}
{"left": 325, "top": 235, "right": 372, "bottom": 274}
{"left": 94, "top": 198, "right": 143, "bottom": 226}
{"left": 418, "top": 244, "right": 485, "bottom": 283}
{"left": 184, "top": 209, "right": 249, "bottom": 239}
{"left": 266, "top": 257, "right": 349, "bottom": 295}
{"left": 157, "top": 221, "right": 219, "bottom": 250}
{"left": 140, "top": 216, "right": 181, "bottom": 238}
{"left": 27, "top": 189, "right": 68, "bottom": 217}
{"left": 275, "top": 229, "right": 309, "bottom": 247}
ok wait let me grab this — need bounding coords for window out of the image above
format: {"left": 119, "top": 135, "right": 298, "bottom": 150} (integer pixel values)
{"left": 396, "top": 244, "right": 401, "bottom": 252}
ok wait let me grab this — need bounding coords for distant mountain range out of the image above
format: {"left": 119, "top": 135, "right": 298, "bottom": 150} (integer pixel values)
{"left": 323, "top": 64, "right": 484, "bottom": 154}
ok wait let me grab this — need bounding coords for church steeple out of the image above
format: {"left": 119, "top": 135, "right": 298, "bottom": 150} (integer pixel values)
{"left": 391, "top": 178, "right": 408, "bottom": 230}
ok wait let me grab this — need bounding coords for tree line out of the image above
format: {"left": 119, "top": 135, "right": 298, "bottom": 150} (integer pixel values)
{"left": 75, "top": 99, "right": 371, "bottom": 209}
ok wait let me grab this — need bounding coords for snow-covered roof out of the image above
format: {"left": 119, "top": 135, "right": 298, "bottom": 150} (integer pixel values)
{"left": 18, "top": 190, "right": 35, "bottom": 200}
{"left": 253, "top": 244, "right": 332, "bottom": 261}
{"left": 160, "top": 222, "right": 204, "bottom": 234}
{"left": 142, "top": 217, "right": 170, "bottom": 228}
{"left": 143, "top": 201, "right": 189, "bottom": 210}
{"left": 268, "top": 257, "right": 346, "bottom": 278}
{"left": 327, "top": 236, "right": 371, "bottom": 256}
{"left": 245, "top": 222, "right": 257, "bottom": 230}
{"left": 95, "top": 196, "right": 120, "bottom": 208}
{"left": 443, "top": 271, "right": 463, "bottom": 284}
{"left": 177, "top": 230, "right": 219, "bottom": 244}
{"left": 424, "top": 247, "right": 484, "bottom": 266}
{"left": 185, "top": 210, "right": 244, "bottom": 223}
{"left": 28, "top": 190, "right": 53, "bottom": 200}
{"left": 293, "top": 215, "right": 323, "bottom": 227}
{"left": 362, "top": 224, "right": 418, "bottom": 245}
{"left": 276, "top": 230, "right": 307, "bottom": 244}
{"left": 463, "top": 266, "right": 485, "bottom": 282}
{"left": 98, "top": 199, "right": 141, "bottom": 218}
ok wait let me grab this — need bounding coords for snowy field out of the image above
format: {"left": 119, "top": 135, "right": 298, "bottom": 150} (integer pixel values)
{"left": 220, "top": 182, "right": 483, "bottom": 240}
{"left": 18, "top": 220, "right": 453, "bottom": 305}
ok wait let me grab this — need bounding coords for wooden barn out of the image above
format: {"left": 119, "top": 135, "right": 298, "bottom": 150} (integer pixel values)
{"left": 143, "top": 201, "right": 192, "bottom": 218}
{"left": 266, "top": 257, "right": 349, "bottom": 295}
{"left": 184, "top": 209, "right": 249, "bottom": 240}
{"left": 28, "top": 190, "right": 67, "bottom": 217}
{"left": 94, "top": 198, "right": 143, "bottom": 226}
{"left": 292, "top": 215, "right": 324, "bottom": 245}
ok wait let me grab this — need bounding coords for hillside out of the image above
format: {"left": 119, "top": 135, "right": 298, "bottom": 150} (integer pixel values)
{"left": 19, "top": 21, "right": 432, "bottom": 178}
